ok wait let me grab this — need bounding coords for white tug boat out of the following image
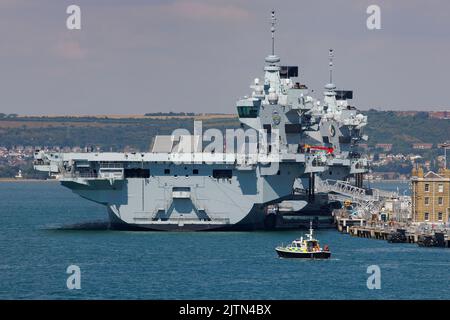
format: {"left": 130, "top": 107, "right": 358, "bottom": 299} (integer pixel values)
{"left": 276, "top": 222, "right": 331, "bottom": 259}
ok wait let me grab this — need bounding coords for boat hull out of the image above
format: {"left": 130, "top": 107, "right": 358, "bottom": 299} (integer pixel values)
{"left": 275, "top": 249, "right": 331, "bottom": 259}
{"left": 106, "top": 198, "right": 336, "bottom": 232}
{"left": 107, "top": 204, "right": 268, "bottom": 231}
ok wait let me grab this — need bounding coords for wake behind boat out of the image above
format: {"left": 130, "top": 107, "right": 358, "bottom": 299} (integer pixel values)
{"left": 276, "top": 222, "right": 331, "bottom": 259}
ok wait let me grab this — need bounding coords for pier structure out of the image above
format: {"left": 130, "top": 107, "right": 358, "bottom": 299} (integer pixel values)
{"left": 334, "top": 212, "right": 450, "bottom": 248}
{"left": 330, "top": 167, "right": 450, "bottom": 248}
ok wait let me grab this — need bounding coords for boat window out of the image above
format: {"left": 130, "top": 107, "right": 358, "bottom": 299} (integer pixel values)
{"left": 124, "top": 168, "right": 150, "bottom": 178}
{"left": 164, "top": 169, "right": 170, "bottom": 174}
{"left": 193, "top": 169, "right": 199, "bottom": 175}
{"left": 212, "top": 169, "right": 232, "bottom": 179}
{"left": 237, "top": 106, "right": 258, "bottom": 118}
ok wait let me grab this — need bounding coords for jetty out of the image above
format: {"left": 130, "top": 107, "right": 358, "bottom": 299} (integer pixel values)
{"left": 334, "top": 211, "right": 450, "bottom": 248}
{"left": 323, "top": 168, "right": 450, "bottom": 248}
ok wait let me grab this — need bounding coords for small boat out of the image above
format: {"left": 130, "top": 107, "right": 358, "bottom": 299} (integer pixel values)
{"left": 15, "top": 170, "right": 23, "bottom": 179}
{"left": 275, "top": 222, "right": 331, "bottom": 259}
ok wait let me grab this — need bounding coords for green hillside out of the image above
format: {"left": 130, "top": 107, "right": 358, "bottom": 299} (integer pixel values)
{"left": 363, "top": 110, "right": 449, "bottom": 153}
{"left": 0, "top": 110, "right": 448, "bottom": 152}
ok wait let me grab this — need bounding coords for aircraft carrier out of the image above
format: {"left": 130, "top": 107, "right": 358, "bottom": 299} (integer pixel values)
{"left": 34, "top": 11, "right": 369, "bottom": 231}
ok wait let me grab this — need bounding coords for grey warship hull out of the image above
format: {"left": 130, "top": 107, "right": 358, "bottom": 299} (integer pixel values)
{"left": 33, "top": 11, "right": 369, "bottom": 232}
{"left": 107, "top": 204, "right": 267, "bottom": 231}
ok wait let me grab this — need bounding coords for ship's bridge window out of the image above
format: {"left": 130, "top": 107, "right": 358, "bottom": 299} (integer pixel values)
{"left": 212, "top": 169, "right": 232, "bottom": 179}
{"left": 237, "top": 106, "right": 258, "bottom": 118}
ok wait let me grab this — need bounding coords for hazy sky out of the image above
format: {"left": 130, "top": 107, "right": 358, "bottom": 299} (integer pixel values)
{"left": 1, "top": 0, "right": 450, "bottom": 115}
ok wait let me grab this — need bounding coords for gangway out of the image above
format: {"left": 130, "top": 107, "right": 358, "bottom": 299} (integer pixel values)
{"left": 315, "top": 179, "right": 396, "bottom": 219}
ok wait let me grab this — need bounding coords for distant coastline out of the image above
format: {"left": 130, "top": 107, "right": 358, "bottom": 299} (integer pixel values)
{"left": 0, "top": 178, "right": 57, "bottom": 182}
{"left": 369, "top": 179, "right": 410, "bottom": 183}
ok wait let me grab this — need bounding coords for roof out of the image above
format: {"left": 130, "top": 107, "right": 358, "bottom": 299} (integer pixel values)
{"left": 423, "top": 171, "right": 446, "bottom": 180}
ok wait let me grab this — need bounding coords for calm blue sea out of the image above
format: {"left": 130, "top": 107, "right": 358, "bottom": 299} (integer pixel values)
{"left": 0, "top": 181, "right": 448, "bottom": 300}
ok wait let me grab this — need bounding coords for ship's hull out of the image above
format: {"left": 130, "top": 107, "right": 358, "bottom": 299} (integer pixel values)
{"left": 60, "top": 162, "right": 312, "bottom": 232}
{"left": 275, "top": 249, "right": 331, "bottom": 259}
{"left": 106, "top": 206, "right": 336, "bottom": 232}
{"left": 107, "top": 204, "right": 268, "bottom": 231}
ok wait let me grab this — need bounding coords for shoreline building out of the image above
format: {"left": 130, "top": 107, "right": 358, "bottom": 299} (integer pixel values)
{"left": 411, "top": 167, "right": 450, "bottom": 223}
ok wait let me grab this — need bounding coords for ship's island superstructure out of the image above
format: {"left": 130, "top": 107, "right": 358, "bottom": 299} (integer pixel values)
{"left": 34, "top": 12, "right": 369, "bottom": 231}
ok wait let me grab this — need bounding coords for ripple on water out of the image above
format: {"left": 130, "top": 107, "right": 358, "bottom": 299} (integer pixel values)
{"left": 0, "top": 182, "right": 449, "bottom": 299}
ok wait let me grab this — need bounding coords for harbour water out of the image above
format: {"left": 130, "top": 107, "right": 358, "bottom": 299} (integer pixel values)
{"left": 367, "top": 180, "right": 411, "bottom": 195}
{"left": 0, "top": 181, "right": 448, "bottom": 300}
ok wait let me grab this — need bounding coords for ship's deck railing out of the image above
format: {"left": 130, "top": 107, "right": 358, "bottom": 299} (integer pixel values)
{"left": 62, "top": 172, "right": 98, "bottom": 178}
{"left": 316, "top": 179, "right": 370, "bottom": 200}
{"left": 98, "top": 162, "right": 124, "bottom": 168}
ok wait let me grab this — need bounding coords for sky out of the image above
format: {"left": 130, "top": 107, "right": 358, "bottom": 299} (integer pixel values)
{"left": 1, "top": 0, "right": 450, "bottom": 115}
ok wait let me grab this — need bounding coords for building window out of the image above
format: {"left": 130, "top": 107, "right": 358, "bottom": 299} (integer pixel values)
{"left": 424, "top": 197, "right": 429, "bottom": 206}
{"left": 438, "top": 212, "right": 443, "bottom": 221}
{"left": 424, "top": 212, "right": 429, "bottom": 221}
{"left": 438, "top": 184, "right": 444, "bottom": 193}
{"left": 424, "top": 184, "right": 430, "bottom": 192}
{"left": 438, "top": 197, "right": 443, "bottom": 205}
